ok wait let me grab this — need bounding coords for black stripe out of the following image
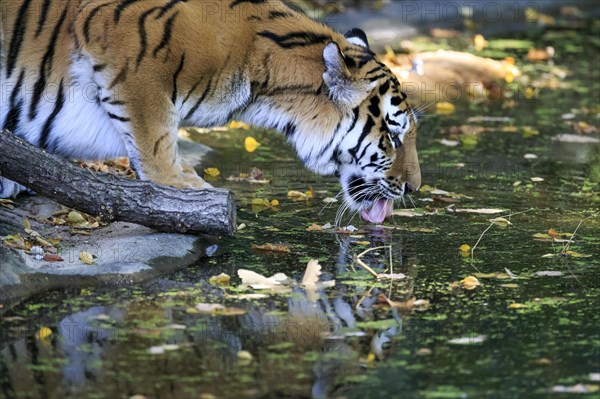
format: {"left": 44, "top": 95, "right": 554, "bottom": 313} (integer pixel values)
{"left": 108, "top": 112, "right": 130, "bottom": 122}
{"left": 2, "top": 70, "right": 26, "bottom": 132}
{"left": 269, "top": 11, "right": 292, "bottom": 19}
{"left": 183, "top": 80, "right": 202, "bottom": 104}
{"left": 6, "top": 0, "right": 33, "bottom": 78}
{"left": 136, "top": 6, "right": 160, "bottom": 68}
{"left": 109, "top": 60, "right": 129, "bottom": 89}
{"left": 184, "top": 80, "right": 212, "bottom": 121}
{"left": 108, "top": 100, "right": 126, "bottom": 105}
{"left": 283, "top": 122, "right": 296, "bottom": 138}
{"left": 156, "top": 0, "right": 187, "bottom": 19}
{"left": 230, "top": 0, "right": 266, "bottom": 9}
{"left": 171, "top": 54, "right": 185, "bottom": 104}
{"left": 368, "top": 96, "right": 381, "bottom": 117}
{"left": 153, "top": 133, "right": 169, "bottom": 156}
{"left": 84, "top": 2, "right": 114, "bottom": 43}
{"left": 93, "top": 64, "right": 107, "bottom": 72}
{"left": 349, "top": 116, "right": 375, "bottom": 160}
{"left": 39, "top": 80, "right": 65, "bottom": 149}
{"left": 35, "top": 0, "right": 52, "bottom": 37}
{"left": 153, "top": 12, "right": 179, "bottom": 57}
{"left": 29, "top": 5, "right": 69, "bottom": 120}
{"left": 114, "top": 0, "right": 145, "bottom": 23}
{"left": 257, "top": 31, "right": 331, "bottom": 49}
{"left": 317, "top": 119, "right": 343, "bottom": 158}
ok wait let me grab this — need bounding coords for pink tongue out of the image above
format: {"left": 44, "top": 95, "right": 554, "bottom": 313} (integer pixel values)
{"left": 361, "top": 199, "right": 393, "bottom": 224}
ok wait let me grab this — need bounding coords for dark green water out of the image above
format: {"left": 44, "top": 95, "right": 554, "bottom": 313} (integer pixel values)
{"left": 1, "top": 22, "right": 599, "bottom": 399}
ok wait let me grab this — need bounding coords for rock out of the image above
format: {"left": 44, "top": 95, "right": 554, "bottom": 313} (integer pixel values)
{"left": 0, "top": 138, "right": 214, "bottom": 310}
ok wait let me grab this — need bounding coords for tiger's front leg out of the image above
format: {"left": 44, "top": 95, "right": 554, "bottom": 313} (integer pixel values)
{"left": 111, "top": 85, "right": 210, "bottom": 190}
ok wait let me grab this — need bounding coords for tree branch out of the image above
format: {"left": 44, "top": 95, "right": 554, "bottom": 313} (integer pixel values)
{"left": 0, "top": 130, "right": 236, "bottom": 236}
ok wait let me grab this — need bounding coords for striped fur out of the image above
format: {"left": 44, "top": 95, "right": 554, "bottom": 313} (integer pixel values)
{"left": 0, "top": 0, "right": 420, "bottom": 214}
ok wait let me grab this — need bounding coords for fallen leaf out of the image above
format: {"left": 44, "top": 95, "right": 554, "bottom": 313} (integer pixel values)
{"left": 252, "top": 243, "right": 291, "bottom": 254}
{"left": 66, "top": 211, "right": 85, "bottom": 224}
{"left": 301, "top": 259, "right": 321, "bottom": 288}
{"left": 306, "top": 223, "right": 323, "bottom": 232}
{"left": 499, "top": 283, "right": 519, "bottom": 289}
{"left": 237, "top": 269, "right": 290, "bottom": 291}
{"left": 79, "top": 251, "right": 94, "bottom": 265}
{"left": 436, "top": 101, "right": 456, "bottom": 114}
{"left": 323, "top": 197, "right": 338, "bottom": 203}
{"left": 43, "top": 253, "right": 64, "bottom": 262}
{"left": 0, "top": 199, "right": 15, "bottom": 209}
{"left": 244, "top": 136, "right": 260, "bottom": 152}
{"left": 549, "top": 384, "right": 599, "bottom": 394}
{"left": 36, "top": 327, "right": 52, "bottom": 340}
{"left": 195, "top": 303, "right": 224, "bottom": 313}
{"left": 448, "top": 335, "right": 486, "bottom": 345}
{"left": 489, "top": 217, "right": 512, "bottom": 227}
{"left": 459, "top": 244, "right": 471, "bottom": 253}
{"left": 377, "top": 273, "right": 407, "bottom": 280}
{"left": 535, "top": 271, "right": 563, "bottom": 277}
{"left": 203, "top": 167, "right": 221, "bottom": 178}
{"left": 229, "top": 120, "right": 250, "bottom": 130}
{"left": 209, "top": 273, "right": 231, "bottom": 286}
{"left": 23, "top": 217, "right": 31, "bottom": 230}
{"left": 287, "top": 190, "right": 307, "bottom": 200}
{"left": 237, "top": 350, "right": 253, "bottom": 362}
{"left": 531, "top": 177, "right": 545, "bottom": 182}
{"left": 457, "top": 276, "right": 481, "bottom": 290}
{"left": 508, "top": 303, "right": 527, "bottom": 309}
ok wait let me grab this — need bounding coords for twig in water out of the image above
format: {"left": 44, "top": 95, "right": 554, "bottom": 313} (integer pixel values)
{"left": 471, "top": 208, "right": 534, "bottom": 261}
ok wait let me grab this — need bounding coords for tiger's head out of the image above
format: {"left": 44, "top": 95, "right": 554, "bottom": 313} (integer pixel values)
{"left": 319, "top": 29, "right": 421, "bottom": 223}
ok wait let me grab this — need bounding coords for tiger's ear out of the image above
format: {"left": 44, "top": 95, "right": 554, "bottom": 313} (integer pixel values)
{"left": 345, "top": 28, "right": 370, "bottom": 49}
{"left": 323, "top": 42, "right": 373, "bottom": 107}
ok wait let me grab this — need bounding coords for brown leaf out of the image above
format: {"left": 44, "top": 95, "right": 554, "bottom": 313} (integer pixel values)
{"left": 252, "top": 243, "right": 291, "bottom": 253}
{"left": 43, "top": 253, "right": 64, "bottom": 262}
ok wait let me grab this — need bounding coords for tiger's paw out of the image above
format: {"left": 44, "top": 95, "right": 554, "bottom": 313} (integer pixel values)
{"left": 0, "top": 177, "right": 35, "bottom": 198}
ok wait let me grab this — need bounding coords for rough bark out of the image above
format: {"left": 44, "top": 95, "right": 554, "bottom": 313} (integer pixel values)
{"left": 0, "top": 130, "right": 236, "bottom": 236}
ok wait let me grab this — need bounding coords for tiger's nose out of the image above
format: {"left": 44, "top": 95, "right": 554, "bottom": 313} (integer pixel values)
{"left": 403, "top": 182, "right": 417, "bottom": 193}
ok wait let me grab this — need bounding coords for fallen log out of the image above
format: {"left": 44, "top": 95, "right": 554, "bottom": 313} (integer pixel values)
{"left": 0, "top": 130, "right": 236, "bottom": 236}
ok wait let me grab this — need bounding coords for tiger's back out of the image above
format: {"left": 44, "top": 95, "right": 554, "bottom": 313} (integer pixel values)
{"left": 1, "top": 0, "right": 421, "bottom": 223}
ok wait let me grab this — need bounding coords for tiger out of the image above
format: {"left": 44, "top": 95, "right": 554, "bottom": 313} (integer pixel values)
{"left": 0, "top": 0, "right": 421, "bottom": 224}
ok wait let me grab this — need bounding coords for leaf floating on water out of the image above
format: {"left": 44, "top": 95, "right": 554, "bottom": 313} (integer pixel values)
{"left": 252, "top": 243, "right": 291, "bottom": 254}
{"left": 454, "top": 208, "right": 504, "bottom": 215}
{"left": 229, "top": 120, "right": 250, "bottom": 130}
{"left": 244, "top": 136, "right": 260, "bottom": 152}
{"left": 79, "top": 251, "right": 94, "bottom": 265}
{"left": 237, "top": 269, "right": 291, "bottom": 291}
{"left": 322, "top": 197, "right": 338, "bottom": 203}
{"left": 377, "top": 273, "right": 407, "bottom": 281}
{"left": 43, "top": 253, "right": 64, "bottom": 262}
{"left": 287, "top": 190, "right": 307, "bottom": 200}
{"left": 489, "top": 217, "right": 512, "bottom": 227}
{"left": 509, "top": 303, "right": 527, "bottom": 309}
{"left": 535, "top": 271, "right": 563, "bottom": 277}
{"left": 23, "top": 217, "right": 31, "bottom": 230}
{"left": 36, "top": 327, "right": 53, "bottom": 340}
{"left": 436, "top": 101, "right": 456, "bottom": 114}
{"left": 209, "top": 273, "right": 231, "bottom": 286}
{"left": 301, "top": 259, "right": 321, "bottom": 288}
{"left": 203, "top": 167, "right": 221, "bottom": 178}
{"left": 531, "top": 177, "right": 545, "bottom": 182}
{"left": 549, "top": 384, "right": 599, "bottom": 394}
{"left": 459, "top": 244, "right": 471, "bottom": 253}
{"left": 462, "top": 276, "right": 481, "bottom": 290}
{"left": 448, "top": 335, "right": 486, "bottom": 345}
{"left": 499, "top": 283, "right": 519, "bottom": 289}
{"left": 195, "top": 303, "right": 224, "bottom": 314}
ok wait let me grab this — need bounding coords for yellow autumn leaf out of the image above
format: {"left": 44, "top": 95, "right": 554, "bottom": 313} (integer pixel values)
{"left": 461, "top": 276, "right": 481, "bottom": 290}
{"left": 80, "top": 251, "right": 94, "bottom": 265}
{"left": 490, "top": 217, "right": 512, "bottom": 227}
{"left": 287, "top": 191, "right": 307, "bottom": 200}
{"left": 203, "top": 167, "right": 221, "bottom": 178}
{"left": 251, "top": 198, "right": 271, "bottom": 207}
{"left": 23, "top": 217, "right": 31, "bottom": 230}
{"left": 229, "top": 120, "right": 250, "bottom": 130}
{"left": 509, "top": 303, "right": 526, "bottom": 309}
{"left": 459, "top": 244, "right": 471, "bottom": 253}
{"left": 436, "top": 101, "right": 456, "bottom": 114}
{"left": 209, "top": 273, "right": 231, "bottom": 286}
{"left": 245, "top": 136, "right": 260, "bottom": 152}
{"left": 67, "top": 211, "right": 85, "bottom": 224}
{"left": 270, "top": 199, "right": 280, "bottom": 207}
{"left": 473, "top": 34, "right": 488, "bottom": 51}
{"left": 36, "top": 327, "right": 52, "bottom": 340}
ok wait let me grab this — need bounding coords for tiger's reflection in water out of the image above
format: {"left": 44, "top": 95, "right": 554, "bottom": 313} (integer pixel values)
{"left": 1, "top": 229, "right": 418, "bottom": 398}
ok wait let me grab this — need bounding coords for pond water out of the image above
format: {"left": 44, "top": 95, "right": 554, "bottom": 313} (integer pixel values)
{"left": 1, "top": 21, "right": 599, "bottom": 399}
